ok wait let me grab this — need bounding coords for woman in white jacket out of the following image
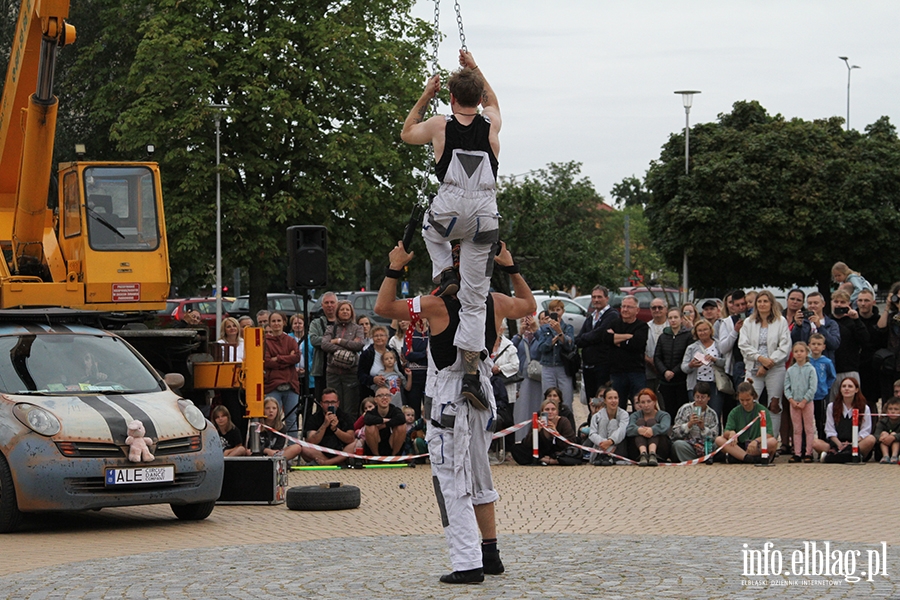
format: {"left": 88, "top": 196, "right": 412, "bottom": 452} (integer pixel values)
{"left": 738, "top": 290, "right": 792, "bottom": 439}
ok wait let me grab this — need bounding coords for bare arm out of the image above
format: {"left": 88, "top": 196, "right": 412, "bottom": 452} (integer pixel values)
{"left": 491, "top": 242, "right": 535, "bottom": 325}
{"left": 401, "top": 75, "right": 443, "bottom": 145}
{"left": 373, "top": 242, "right": 448, "bottom": 329}
{"left": 459, "top": 50, "right": 500, "bottom": 126}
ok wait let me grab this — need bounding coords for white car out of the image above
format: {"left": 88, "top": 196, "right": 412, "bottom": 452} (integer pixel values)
{"left": 0, "top": 323, "right": 224, "bottom": 532}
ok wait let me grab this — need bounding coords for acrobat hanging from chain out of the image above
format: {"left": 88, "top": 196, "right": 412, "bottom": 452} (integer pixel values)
{"left": 401, "top": 48, "right": 502, "bottom": 410}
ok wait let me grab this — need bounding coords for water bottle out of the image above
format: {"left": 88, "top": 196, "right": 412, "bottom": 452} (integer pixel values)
{"left": 704, "top": 435, "right": 713, "bottom": 456}
{"left": 351, "top": 439, "right": 364, "bottom": 468}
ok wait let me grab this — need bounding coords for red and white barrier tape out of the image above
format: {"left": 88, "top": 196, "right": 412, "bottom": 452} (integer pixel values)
{"left": 257, "top": 424, "right": 427, "bottom": 463}
{"left": 535, "top": 414, "right": 763, "bottom": 466}
{"left": 491, "top": 419, "right": 532, "bottom": 439}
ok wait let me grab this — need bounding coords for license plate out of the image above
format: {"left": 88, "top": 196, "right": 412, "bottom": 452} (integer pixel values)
{"left": 105, "top": 465, "right": 175, "bottom": 486}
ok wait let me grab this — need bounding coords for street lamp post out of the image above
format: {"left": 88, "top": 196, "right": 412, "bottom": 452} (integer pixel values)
{"left": 838, "top": 57, "right": 860, "bottom": 131}
{"left": 211, "top": 103, "right": 228, "bottom": 337}
{"left": 674, "top": 90, "right": 700, "bottom": 305}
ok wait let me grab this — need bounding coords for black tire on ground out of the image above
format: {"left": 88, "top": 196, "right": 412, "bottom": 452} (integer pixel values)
{"left": 0, "top": 453, "right": 21, "bottom": 533}
{"left": 286, "top": 485, "right": 361, "bottom": 511}
{"left": 171, "top": 500, "right": 216, "bottom": 521}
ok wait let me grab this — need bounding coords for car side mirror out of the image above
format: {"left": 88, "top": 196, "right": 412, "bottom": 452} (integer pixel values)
{"left": 164, "top": 373, "right": 185, "bottom": 392}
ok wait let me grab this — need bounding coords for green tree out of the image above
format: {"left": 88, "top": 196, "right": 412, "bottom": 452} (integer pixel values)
{"left": 495, "top": 162, "right": 621, "bottom": 294}
{"left": 644, "top": 100, "right": 900, "bottom": 293}
{"left": 54, "top": 0, "right": 433, "bottom": 313}
{"left": 610, "top": 175, "right": 650, "bottom": 209}
{"left": 605, "top": 204, "right": 680, "bottom": 289}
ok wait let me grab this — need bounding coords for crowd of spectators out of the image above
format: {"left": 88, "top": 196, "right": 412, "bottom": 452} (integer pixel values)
{"left": 202, "top": 260, "right": 900, "bottom": 467}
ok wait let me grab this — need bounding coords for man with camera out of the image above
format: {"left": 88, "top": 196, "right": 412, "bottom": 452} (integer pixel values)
{"left": 876, "top": 284, "right": 900, "bottom": 403}
{"left": 790, "top": 291, "right": 841, "bottom": 360}
{"left": 855, "top": 289, "right": 882, "bottom": 412}
{"left": 826, "top": 290, "right": 869, "bottom": 401}
{"left": 282, "top": 388, "right": 356, "bottom": 466}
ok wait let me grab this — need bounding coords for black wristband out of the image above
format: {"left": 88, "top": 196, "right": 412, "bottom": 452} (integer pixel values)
{"left": 385, "top": 267, "right": 403, "bottom": 279}
{"left": 497, "top": 263, "right": 520, "bottom": 274}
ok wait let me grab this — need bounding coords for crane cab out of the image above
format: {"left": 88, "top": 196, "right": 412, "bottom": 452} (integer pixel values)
{"left": 55, "top": 161, "right": 170, "bottom": 310}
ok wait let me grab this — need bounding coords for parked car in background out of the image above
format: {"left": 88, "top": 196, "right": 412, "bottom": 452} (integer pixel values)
{"left": 308, "top": 291, "right": 393, "bottom": 328}
{"left": 609, "top": 286, "right": 682, "bottom": 322}
{"left": 156, "top": 297, "right": 230, "bottom": 329}
{"left": 573, "top": 295, "right": 592, "bottom": 312}
{"left": 228, "top": 293, "right": 307, "bottom": 322}
{"left": 336, "top": 291, "right": 392, "bottom": 327}
{"left": 0, "top": 323, "right": 224, "bottom": 532}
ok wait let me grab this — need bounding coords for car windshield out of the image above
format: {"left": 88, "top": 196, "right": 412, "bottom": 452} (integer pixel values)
{"left": 0, "top": 334, "right": 162, "bottom": 395}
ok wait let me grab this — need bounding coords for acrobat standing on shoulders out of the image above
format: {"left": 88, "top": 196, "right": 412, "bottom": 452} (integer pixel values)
{"left": 401, "top": 48, "right": 502, "bottom": 410}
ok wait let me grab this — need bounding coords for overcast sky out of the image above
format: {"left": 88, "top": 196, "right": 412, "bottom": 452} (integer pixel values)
{"left": 410, "top": 1, "right": 900, "bottom": 202}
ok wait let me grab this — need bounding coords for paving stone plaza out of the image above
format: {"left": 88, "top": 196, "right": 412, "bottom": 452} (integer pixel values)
{"left": 1, "top": 400, "right": 896, "bottom": 599}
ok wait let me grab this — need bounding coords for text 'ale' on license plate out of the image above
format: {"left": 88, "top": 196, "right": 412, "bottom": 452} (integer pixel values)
{"left": 105, "top": 465, "right": 174, "bottom": 486}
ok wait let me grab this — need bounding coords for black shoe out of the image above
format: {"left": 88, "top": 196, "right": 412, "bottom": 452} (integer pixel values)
{"left": 743, "top": 454, "right": 761, "bottom": 464}
{"left": 440, "top": 568, "right": 484, "bottom": 584}
{"left": 461, "top": 373, "right": 488, "bottom": 410}
{"left": 482, "top": 549, "right": 505, "bottom": 575}
{"left": 788, "top": 455, "right": 802, "bottom": 463}
{"left": 594, "top": 454, "right": 614, "bottom": 466}
{"left": 435, "top": 268, "right": 460, "bottom": 297}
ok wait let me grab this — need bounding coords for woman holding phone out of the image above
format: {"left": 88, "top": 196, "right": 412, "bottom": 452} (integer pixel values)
{"left": 510, "top": 395, "right": 576, "bottom": 465}
{"left": 535, "top": 300, "right": 575, "bottom": 409}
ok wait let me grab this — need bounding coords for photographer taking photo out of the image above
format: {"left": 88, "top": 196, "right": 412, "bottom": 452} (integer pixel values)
{"left": 876, "top": 282, "right": 900, "bottom": 403}
{"left": 827, "top": 290, "right": 869, "bottom": 402}
{"left": 790, "top": 291, "right": 841, "bottom": 361}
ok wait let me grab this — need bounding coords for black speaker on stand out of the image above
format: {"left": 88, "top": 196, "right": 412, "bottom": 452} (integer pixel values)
{"left": 288, "top": 225, "right": 328, "bottom": 289}
{"left": 287, "top": 225, "right": 327, "bottom": 441}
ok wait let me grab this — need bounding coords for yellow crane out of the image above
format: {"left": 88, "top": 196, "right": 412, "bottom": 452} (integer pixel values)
{"left": 0, "top": 0, "right": 168, "bottom": 310}
{"left": 0, "top": 0, "right": 265, "bottom": 422}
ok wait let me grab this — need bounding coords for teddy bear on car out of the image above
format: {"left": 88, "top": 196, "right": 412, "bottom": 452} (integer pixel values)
{"left": 125, "top": 419, "right": 155, "bottom": 462}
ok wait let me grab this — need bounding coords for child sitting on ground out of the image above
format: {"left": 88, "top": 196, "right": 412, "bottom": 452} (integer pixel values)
{"left": 401, "top": 405, "right": 427, "bottom": 456}
{"left": 378, "top": 351, "right": 412, "bottom": 407}
{"left": 353, "top": 398, "right": 377, "bottom": 442}
{"left": 578, "top": 396, "right": 604, "bottom": 443}
{"left": 259, "top": 397, "right": 286, "bottom": 457}
{"left": 875, "top": 397, "right": 900, "bottom": 463}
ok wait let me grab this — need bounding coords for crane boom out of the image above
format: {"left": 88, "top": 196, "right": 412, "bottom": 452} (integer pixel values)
{"left": 0, "top": 0, "right": 170, "bottom": 311}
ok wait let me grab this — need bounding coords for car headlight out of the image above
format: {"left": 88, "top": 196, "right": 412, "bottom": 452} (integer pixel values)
{"left": 178, "top": 400, "right": 207, "bottom": 431}
{"left": 13, "top": 403, "right": 61, "bottom": 436}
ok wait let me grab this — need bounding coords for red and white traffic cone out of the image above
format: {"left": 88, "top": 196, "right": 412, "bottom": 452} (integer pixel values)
{"left": 756, "top": 410, "right": 773, "bottom": 467}
{"left": 848, "top": 408, "right": 864, "bottom": 465}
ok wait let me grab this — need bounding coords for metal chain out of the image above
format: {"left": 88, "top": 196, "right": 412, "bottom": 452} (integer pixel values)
{"left": 417, "top": 0, "right": 466, "bottom": 204}
{"left": 455, "top": 0, "right": 466, "bottom": 52}
{"left": 431, "top": 0, "right": 441, "bottom": 79}
{"left": 418, "top": 0, "right": 443, "bottom": 204}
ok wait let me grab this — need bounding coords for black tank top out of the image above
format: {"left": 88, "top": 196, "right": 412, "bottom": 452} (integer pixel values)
{"left": 430, "top": 295, "right": 497, "bottom": 370}
{"left": 435, "top": 115, "right": 499, "bottom": 183}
